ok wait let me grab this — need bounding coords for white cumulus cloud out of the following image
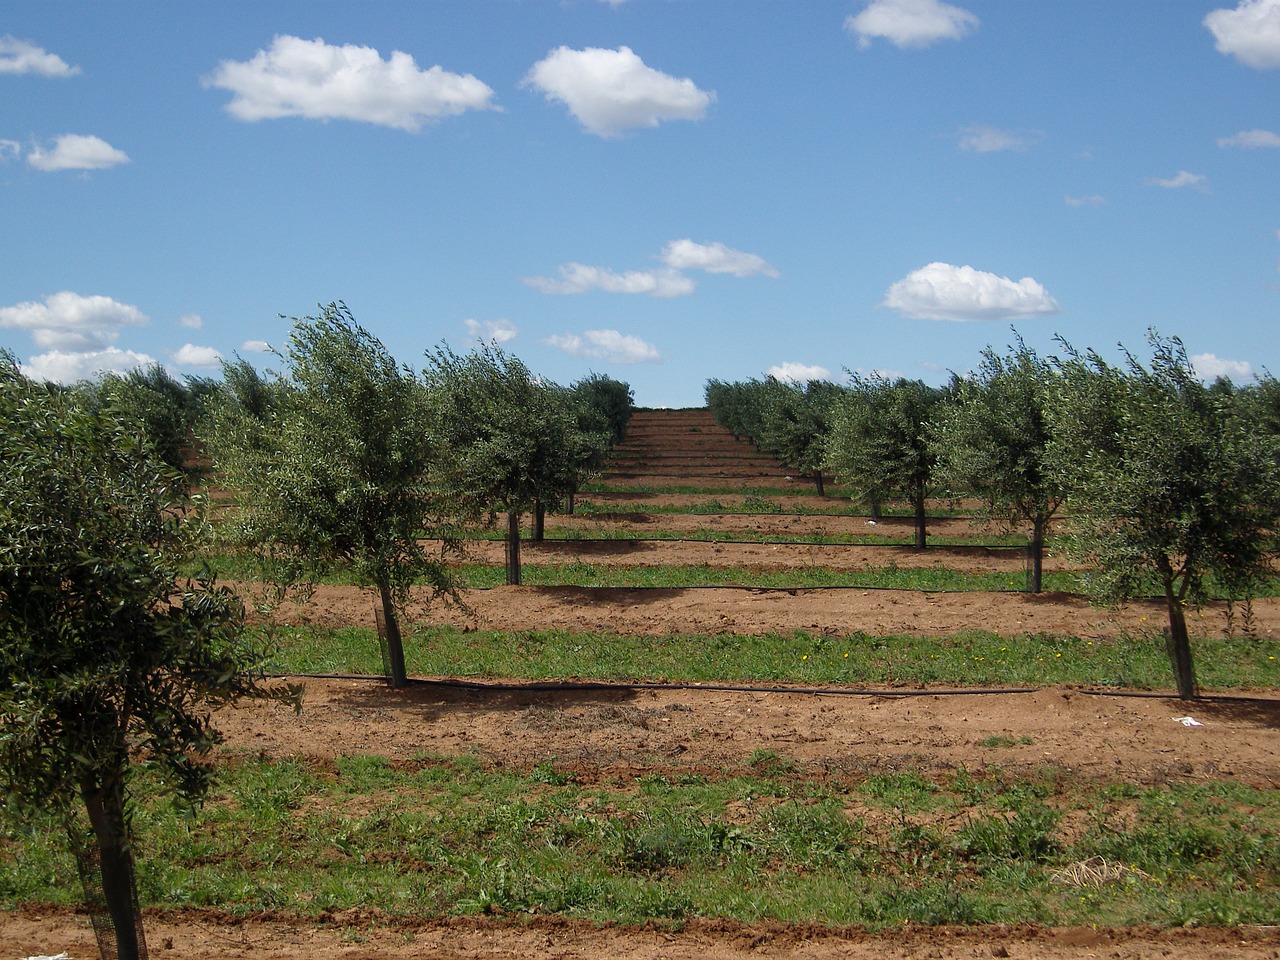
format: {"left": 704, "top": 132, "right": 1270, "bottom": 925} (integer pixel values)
{"left": 524, "top": 263, "right": 696, "bottom": 298}
{"left": 240, "top": 339, "right": 272, "bottom": 353}
{"left": 179, "top": 313, "right": 204, "bottom": 329}
{"left": 1191, "top": 352, "right": 1254, "bottom": 381}
{"left": 0, "top": 36, "right": 79, "bottom": 77}
{"left": 767, "top": 362, "right": 832, "bottom": 383}
{"left": 845, "top": 0, "right": 978, "bottom": 50}
{"left": 882, "top": 263, "right": 1061, "bottom": 321}
{"left": 205, "top": 35, "right": 497, "bottom": 131}
{"left": 26, "top": 134, "right": 130, "bottom": 171}
{"left": 464, "top": 318, "right": 518, "bottom": 343}
{"left": 0, "top": 291, "right": 148, "bottom": 350}
{"left": 1218, "top": 128, "right": 1280, "bottom": 148}
{"left": 957, "top": 124, "right": 1040, "bottom": 153}
{"left": 1204, "top": 0, "right": 1280, "bottom": 69}
{"left": 1144, "top": 170, "right": 1209, "bottom": 191}
{"left": 659, "top": 239, "right": 779, "bottom": 278}
{"left": 22, "top": 347, "right": 157, "bottom": 384}
{"left": 172, "top": 343, "right": 223, "bottom": 367}
{"left": 522, "top": 45, "right": 714, "bottom": 138}
{"left": 544, "top": 329, "right": 661, "bottom": 364}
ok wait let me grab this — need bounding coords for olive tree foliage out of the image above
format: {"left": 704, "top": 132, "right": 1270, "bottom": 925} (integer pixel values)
{"left": 824, "top": 376, "right": 945, "bottom": 549}
{"left": 756, "top": 378, "right": 846, "bottom": 496}
{"left": 572, "top": 372, "right": 634, "bottom": 447}
{"left": 205, "top": 304, "right": 456, "bottom": 688}
{"left": 81, "top": 364, "right": 219, "bottom": 478}
{"left": 1045, "top": 333, "right": 1280, "bottom": 699}
{"left": 705, "top": 378, "right": 768, "bottom": 444}
{"left": 931, "top": 340, "right": 1064, "bottom": 592}
{"left": 0, "top": 354, "right": 288, "bottom": 960}
{"left": 424, "top": 343, "right": 609, "bottom": 584}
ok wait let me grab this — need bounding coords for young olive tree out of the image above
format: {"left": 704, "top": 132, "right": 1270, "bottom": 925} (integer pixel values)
{"left": 425, "top": 343, "right": 602, "bottom": 584}
{"left": 757, "top": 377, "right": 845, "bottom": 496}
{"left": 0, "top": 357, "right": 288, "bottom": 960}
{"left": 1046, "top": 333, "right": 1280, "bottom": 699}
{"left": 205, "top": 303, "right": 456, "bottom": 688}
{"left": 931, "top": 340, "right": 1064, "bottom": 592}
{"left": 824, "top": 376, "right": 944, "bottom": 548}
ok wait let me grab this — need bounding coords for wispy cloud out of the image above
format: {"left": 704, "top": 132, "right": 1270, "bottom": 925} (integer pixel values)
{"left": 1143, "top": 170, "right": 1209, "bottom": 191}
{"left": 659, "top": 239, "right": 779, "bottom": 278}
{"left": 882, "top": 262, "right": 1060, "bottom": 321}
{"left": 957, "top": 124, "right": 1040, "bottom": 153}
{"left": 522, "top": 46, "right": 714, "bottom": 138}
{"left": 1065, "top": 194, "right": 1106, "bottom": 208}
{"left": 1218, "top": 128, "right": 1280, "bottom": 148}
{"left": 240, "top": 339, "right": 272, "bottom": 353}
{"left": 26, "top": 134, "right": 129, "bottom": 171}
{"left": 544, "top": 329, "right": 661, "bottom": 364}
{"left": 0, "top": 35, "right": 79, "bottom": 77}
{"left": 205, "top": 35, "right": 497, "bottom": 131}
{"left": 1204, "top": 0, "right": 1280, "bottom": 69}
{"left": 845, "top": 0, "right": 978, "bottom": 50}
{"left": 524, "top": 263, "right": 695, "bottom": 298}
{"left": 464, "top": 318, "right": 518, "bottom": 343}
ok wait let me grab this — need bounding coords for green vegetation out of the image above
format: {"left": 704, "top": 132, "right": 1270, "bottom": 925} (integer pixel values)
{"left": 2, "top": 757, "right": 1276, "bottom": 929}
{"left": 257, "top": 624, "right": 1280, "bottom": 692}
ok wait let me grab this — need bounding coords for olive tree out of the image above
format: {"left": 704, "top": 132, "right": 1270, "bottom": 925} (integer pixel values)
{"left": 931, "top": 340, "right": 1064, "bottom": 592}
{"left": 425, "top": 344, "right": 603, "bottom": 584}
{"left": 1046, "top": 333, "right": 1280, "bottom": 699}
{"left": 205, "top": 303, "right": 456, "bottom": 688}
{"left": 0, "top": 356, "right": 288, "bottom": 960}
{"left": 757, "top": 377, "right": 845, "bottom": 497}
{"left": 824, "top": 376, "right": 944, "bottom": 548}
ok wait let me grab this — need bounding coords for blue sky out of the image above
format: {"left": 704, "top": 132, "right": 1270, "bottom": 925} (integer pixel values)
{"left": 2, "top": 0, "right": 1278, "bottom": 408}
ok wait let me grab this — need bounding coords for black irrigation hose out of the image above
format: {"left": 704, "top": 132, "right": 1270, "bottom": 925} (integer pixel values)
{"left": 264, "top": 672, "right": 1277, "bottom": 704}
{"left": 468, "top": 583, "right": 1031, "bottom": 594}
{"left": 264, "top": 671, "right": 1035, "bottom": 698}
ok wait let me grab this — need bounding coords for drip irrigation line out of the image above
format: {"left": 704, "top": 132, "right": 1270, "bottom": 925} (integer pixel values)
{"left": 262, "top": 673, "right": 1275, "bottom": 704}
{"left": 468, "top": 583, "right": 1031, "bottom": 595}
{"left": 264, "top": 671, "right": 1038, "bottom": 698}
{"left": 463, "top": 536, "right": 1027, "bottom": 550}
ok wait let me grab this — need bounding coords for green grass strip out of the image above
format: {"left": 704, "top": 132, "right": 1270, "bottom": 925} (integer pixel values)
{"left": 259, "top": 624, "right": 1280, "bottom": 692}
{"left": 2, "top": 759, "right": 1276, "bottom": 928}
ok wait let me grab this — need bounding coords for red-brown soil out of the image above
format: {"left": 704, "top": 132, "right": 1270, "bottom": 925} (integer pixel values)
{"left": 9, "top": 410, "right": 1279, "bottom": 959}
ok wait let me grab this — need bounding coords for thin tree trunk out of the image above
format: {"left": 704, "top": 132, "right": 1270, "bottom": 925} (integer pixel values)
{"left": 80, "top": 778, "right": 145, "bottom": 960}
{"left": 377, "top": 578, "right": 408, "bottom": 688}
{"left": 813, "top": 468, "right": 825, "bottom": 498}
{"left": 566, "top": 490, "right": 576, "bottom": 515}
{"left": 506, "top": 509, "right": 522, "bottom": 585}
{"left": 1029, "top": 517, "right": 1046, "bottom": 594}
{"left": 869, "top": 498, "right": 882, "bottom": 520}
{"left": 912, "top": 485, "right": 927, "bottom": 550}
{"left": 532, "top": 501, "right": 545, "bottom": 542}
{"left": 1164, "top": 581, "right": 1197, "bottom": 700}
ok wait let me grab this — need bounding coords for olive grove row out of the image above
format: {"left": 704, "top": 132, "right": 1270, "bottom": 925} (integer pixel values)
{"left": 706, "top": 332, "right": 1280, "bottom": 701}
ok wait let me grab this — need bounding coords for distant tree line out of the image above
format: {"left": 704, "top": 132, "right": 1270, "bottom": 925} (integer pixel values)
{"left": 706, "top": 332, "right": 1280, "bottom": 701}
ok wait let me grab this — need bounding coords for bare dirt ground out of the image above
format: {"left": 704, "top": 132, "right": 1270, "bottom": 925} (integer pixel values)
{"left": 9, "top": 410, "right": 1280, "bottom": 959}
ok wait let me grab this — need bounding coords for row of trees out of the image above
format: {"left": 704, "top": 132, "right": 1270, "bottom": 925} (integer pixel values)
{"left": 1, "top": 306, "right": 633, "bottom": 959}
{"left": 707, "top": 333, "right": 1280, "bottom": 700}
{"left": 207, "top": 304, "right": 633, "bottom": 688}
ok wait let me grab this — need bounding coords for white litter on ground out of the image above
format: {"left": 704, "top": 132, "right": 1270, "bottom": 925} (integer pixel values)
{"left": 1173, "top": 716, "right": 1204, "bottom": 727}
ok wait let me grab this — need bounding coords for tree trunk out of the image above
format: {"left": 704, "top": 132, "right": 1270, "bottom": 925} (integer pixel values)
{"left": 1028, "top": 517, "right": 1046, "bottom": 594}
{"left": 377, "top": 578, "right": 408, "bottom": 688}
{"left": 813, "top": 468, "right": 825, "bottom": 498}
{"left": 532, "top": 501, "right": 545, "bottom": 542}
{"left": 566, "top": 490, "right": 576, "bottom": 515}
{"left": 506, "top": 509, "right": 522, "bottom": 585}
{"left": 80, "top": 778, "right": 145, "bottom": 960}
{"left": 869, "top": 498, "right": 882, "bottom": 520}
{"left": 1164, "top": 583, "right": 1197, "bottom": 700}
{"left": 912, "top": 485, "right": 927, "bottom": 550}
